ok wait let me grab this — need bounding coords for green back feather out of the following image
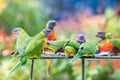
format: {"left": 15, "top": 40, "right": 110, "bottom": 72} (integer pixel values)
{"left": 111, "top": 39, "right": 120, "bottom": 48}
{"left": 69, "top": 39, "right": 99, "bottom": 64}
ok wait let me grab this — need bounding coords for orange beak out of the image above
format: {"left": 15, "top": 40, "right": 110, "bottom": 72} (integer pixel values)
{"left": 54, "top": 23, "right": 58, "bottom": 27}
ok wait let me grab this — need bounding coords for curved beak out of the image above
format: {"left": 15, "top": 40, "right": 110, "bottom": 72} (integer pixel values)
{"left": 54, "top": 23, "right": 58, "bottom": 27}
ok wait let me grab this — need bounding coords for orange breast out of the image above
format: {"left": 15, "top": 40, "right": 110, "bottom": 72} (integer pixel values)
{"left": 47, "top": 30, "right": 56, "bottom": 40}
{"left": 99, "top": 39, "right": 114, "bottom": 52}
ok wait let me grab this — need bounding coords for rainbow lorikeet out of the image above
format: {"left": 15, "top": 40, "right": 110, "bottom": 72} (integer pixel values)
{"left": 45, "top": 20, "right": 57, "bottom": 77}
{"left": 44, "top": 20, "right": 57, "bottom": 52}
{"left": 95, "top": 31, "right": 120, "bottom": 56}
{"left": 46, "top": 20, "right": 57, "bottom": 40}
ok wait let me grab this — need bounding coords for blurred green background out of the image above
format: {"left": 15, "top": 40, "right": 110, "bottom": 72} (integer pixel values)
{"left": 0, "top": 0, "right": 120, "bottom": 80}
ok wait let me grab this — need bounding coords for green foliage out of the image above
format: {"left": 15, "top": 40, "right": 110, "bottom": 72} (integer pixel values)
{"left": 86, "top": 60, "right": 113, "bottom": 80}
{"left": 0, "top": 0, "right": 50, "bottom": 35}
{"left": 105, "top": 8, "right": 120, "bottom": 38}
{"left": 111, "top": 69, "right": 120, "bottom": 80}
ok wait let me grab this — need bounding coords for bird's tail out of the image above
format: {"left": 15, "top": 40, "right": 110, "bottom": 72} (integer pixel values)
{"left": 7, "top": 56, "right": 15, "bottom": 66}
{"left": 9, "top": 61, "right": 22, "bottom": 75}
{"left": 69, "top": 53, "right": 80, "bottom": 64}
{"left": 8, "top": 51, "right": 20, "bottom": 64}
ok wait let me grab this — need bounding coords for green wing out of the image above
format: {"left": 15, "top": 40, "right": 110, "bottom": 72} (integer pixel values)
{"left": 15, "top": 30, "right": 33, "bottom": 57}
{"left": 64, "top": 40, "right": 80, "bottom": 50}
{"left": 64, "top": 45, "right": 76, "bottom": 57}
{"left": 69, "top": 39, "right": 98, "bottom": 64}
{"left": 46, "top": 39, "right": 70, "bottom": 54}
{"left": 45, "top": 44, "right": 58, "bottom": 53}
{"left": 111, "top": 39, "right": 120, "bottom": 48}
{"left": 47, "top": 40, "right": 81, "bottom": 55}
{"left": 80, "top": 39, "right": 98, "bottom": 54}
{"left": 20, "top": 32, "right": 44, "bottom": 58}
{"left": 48, "top": 39, "right": 70, "bottom": 48}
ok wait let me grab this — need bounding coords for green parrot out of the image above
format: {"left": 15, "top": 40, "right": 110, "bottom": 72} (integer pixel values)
{"left": 69, "top": 39, "right": 99, "bottom": 64}
{"left": 9, "top": 28, "right": 51, "bottom": 75}
{"left": 13, "top": 27, "right": 32, "bottom": 57}
{"left": 8, "top": 27, "right": 32, "bottom": 68}
{"left": 47, "top": 39, "right": 81, "bottom": 57}
{"left": 47, "top": 34, "right": 86, "bottom": 57}
{"left": 64, "top": 34, "right": 86, "bottom": 57}
{"left": 47, "top": 34, "right": 85, "bottom": 57}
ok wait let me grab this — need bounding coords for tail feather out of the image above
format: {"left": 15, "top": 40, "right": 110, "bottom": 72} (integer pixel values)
{"left": 9, "top": 61, "right": 22, "bottom": 75}
{"left": 7, "top": 56, "right": 15, "bottom": 66}
{"left": 69, "top": 53, "right": 81, "bottom": 64}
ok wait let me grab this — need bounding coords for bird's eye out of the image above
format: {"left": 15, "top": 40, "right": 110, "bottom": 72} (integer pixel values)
{"left": 81, "top": 47, "right": 84, "bottom": 50}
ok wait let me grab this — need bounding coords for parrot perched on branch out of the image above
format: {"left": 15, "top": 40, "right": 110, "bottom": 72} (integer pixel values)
{"left": 95, "top": 31, "right": 120, "bottom": 56}
{"left": 64, "top": 40, "right": 81, "bottom": 57}
{"left": 45, "top": 20, "right": 57, "bottom": 77}
{"left": 9, "top": 28, "right": 51, "bottom": 75}
{"left": 69, "top": 39, "right": 99, "bottom": 64}
{"left": 12, "top": 28, "right": 32, "bottom": 57}
{"left": 64, "top": 34, "right": 85, "bottom": 57}
{"left": 44, "top": 20, "right": 57, "bottom": 53}
{"left": 47, "top": 34, "right": 85, "bottom": 57}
